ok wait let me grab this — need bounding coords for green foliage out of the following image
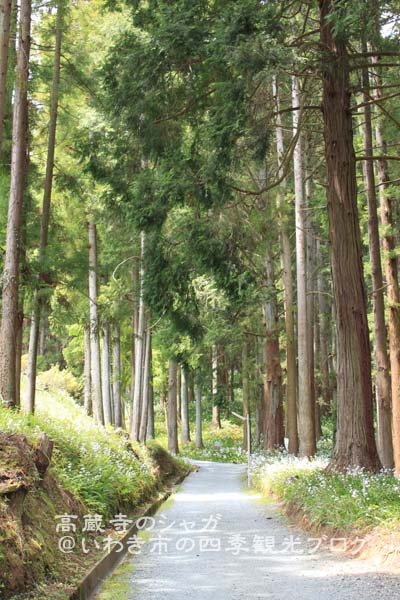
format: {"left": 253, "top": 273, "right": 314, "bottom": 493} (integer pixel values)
{"left": 250, "top": 453, "right": 400, "bottom": 533}
{"left": 0, "top": 389, "right": 187, "bottom": 518}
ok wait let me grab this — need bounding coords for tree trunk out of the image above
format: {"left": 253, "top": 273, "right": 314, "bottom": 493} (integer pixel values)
{"left": 24, "top": 4, "right": 63, "bottom": 414}
{"left": 242, "top": 341, "right": 251, "bottom": 452}
{"left": 167, "top": 359, "right": 179, "bottom": 454}
{"left": 0, "top": 0, "right": 12, "bottom": 158}
{"left": 195, "top": 368, "right": 203, "bottom": 449}
{"left": 212, "top": 345, "right": 221, "bottom": 428}
{"left": 101, "top": 321, "right": 112, "bottom": 426}
{"left": 319, "top": 0, "right": 380, "bottom": 470}
{"left": 263, "top": 252, "right": 284, "bottom": 450}
{"left": 147, "top": 345, "right": 155, "bottom": 439}
{"left": 317, "top": 240, "right": 331, "bottom": 415}
{"left": 130, "top": 231, "right": 145, "bottom": 441}
{"left": 139, "top": 324, "right": 152, "bottom": 443}
{"left": 0, "top": 0, "right": 31, "bottom": 407}
{"left": 180, "top": 365, "right": 191, "bottom": 445}
{"left": 129, "top": 262, "right": 138, "bottom": 420}
{"left": 112, "top": 325, "right": 122, "bottom": 428}
{"left": 88, "top": 219, "right": 103, "bottom": 425}
{"left": 292, "top": 75, "right": 315, "bottom": 457}
{"left": 360, "top": 57, "right": 393, "bottom": 468}
{"left": 84, "top": 325, "right": 92, "bottom": 415}
{"left": 372, "top": 56, "right": 400, "bottom": 474}
{"left": 272, "top": 75, "right": 298, "bottom": 455}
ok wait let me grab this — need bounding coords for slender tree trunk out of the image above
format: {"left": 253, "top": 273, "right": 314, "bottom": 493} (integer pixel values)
{"left": 101, "top": 321, "right": 112, "bottom": 426}
{"left": 25, "top": 4, "right": 63, "bottom": 414}
{"left": 372, "top": 58, "right": 400, "bottom": 474}
{"left": 272, "top": 75, "right": 298, "bottom": 455}
{"left": 139, "top": 324, "right": 152, "bottom": 443}
{"left": 0, "top": 0, "right": 31, "bottom": 407}
{"left": 242, "top": 341, "right": 251, "bottom": 452}
{"left": 167, "top": 359, "right": 179, "bottom": 454}
{"left": 88, "top": 219, "right": 103, "bottom": 425}
{"left": 319, "top": 0, "right": 380, "bottom": 470}
{"left": 0, "top": 0, "right": 12, "bottom": 158}
{"left": 292, "top": 75, "right": 315, "bottom": 457}
{"left": 130, "top": 231, "right": 145, "bottom": 441}
{"left": 316, "top": 241, "right": 331, "bottom": 415}
{"left": 181, "top": 365, "right": 191, "bottom": 444}
{"left": 195, "top": 368, "right": 203, "bottom": 449}
{"left": 212, "top": 345, "right": 221, "bottom": 428}
{"left": 176, "top": 365, "right": 181, "bottom": 424}
{"left": 360, "top": 58, "right": 393, "bottom": 468}
{"left": 147, "top": 345, "right": 155, "bottom": 439}
{"left": 305, "top": 146, "right": 320, "bottom": 441}
{"left": 263, "top": 252, "right": 284, "bottom": 450}
{"left": 84, "top": 325, "right": 92, "bottom": 415}
{"left": 112, "top": 325, "right": 122, "bottom": 428}
{"left": 130, "top": 262, "right": 138, "bottom": 416}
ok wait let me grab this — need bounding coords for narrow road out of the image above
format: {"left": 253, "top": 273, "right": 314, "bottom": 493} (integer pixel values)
{"left": 95, "top": 461, "right": 400, "bottom": 599}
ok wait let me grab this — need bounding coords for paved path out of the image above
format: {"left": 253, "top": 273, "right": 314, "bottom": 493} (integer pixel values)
{"left": 95, "top": 461, "right": 400, "bottom": 599}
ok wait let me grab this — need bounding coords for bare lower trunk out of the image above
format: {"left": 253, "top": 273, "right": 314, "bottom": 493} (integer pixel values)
{"left": 212, "top": 345, "right": 221, "bottom": 428}
{"left": 292, "top": 75, "right": 315, "bottom": 457}
{"left": 139, "top": 325, "right": 152, "bottom": 443}
{"left": 84, "top": 325, "right": 92, "bottom": 415}
{"left": 317, "top": 240, "right": 331, "bottom": 414}
{"left": 88, "top": 220, "right": 103, "bottom": 425}
{"left": 24, "top": 4, "right": 63, "bottom": 414}
{"left": 147, "top": 349, "right": 155, "bottom": 439}
{"left": 181, "top": 365, "right": 191, "bottom": 445}
{"left": 272, "top": 75, "right": 298, "bottom": 454}
{"left": 167, "top": 359, "right": 179, "bottom": 454}
{"left": 130, "top": 231, "right": 146, "bottom": 441}
{"left": 360, "top": 59, "right": 393, "bottom": 468}
{"left": 0, "top": 0, "right": 31, "bottom": 407}
{"left": 242, "top": 341, "right": 251, "bottom": 452}
{"left": 112, "top": 325, "right": 122, "bottom": 427}
{"left": 320, "top": 0, "right": 380, "bottom": 470}
{"left": 263, "top": 252, "right": 284, "bottom": 450}
{"left": 372, "top": 58, "right": 400, "bottom": 474}
{"left": 101, "top": 321, "right": 112, "bottom": 426}
{"left": 195, "top": 368, "right": 203, "bottom": 449}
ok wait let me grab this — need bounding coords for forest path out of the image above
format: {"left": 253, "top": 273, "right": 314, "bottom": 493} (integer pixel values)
{"left": 94, "top": 461, "right": 399, "bottom": 599}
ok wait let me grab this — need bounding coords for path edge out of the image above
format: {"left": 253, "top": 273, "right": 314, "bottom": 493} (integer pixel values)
{"left": 69, "top": 467, "right": 195, "bottom": 600}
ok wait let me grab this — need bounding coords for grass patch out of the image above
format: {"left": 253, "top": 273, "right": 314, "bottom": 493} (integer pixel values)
{"left": 250, "top": 452, "right": 400, "bottom": 534}
{"left": 178, "top": 419, "right": 246, "bottom": 463}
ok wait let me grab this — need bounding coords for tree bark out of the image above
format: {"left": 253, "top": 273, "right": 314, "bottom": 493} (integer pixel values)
{"left": 181, "top": 365, "right": 191, "bottom": 444}
{"left": 242, "top": 341, "right": 251, "bottom": 452}
{"left": 0, "top": 0, "right": 31, "bottom": 407}
{"left": 195, "top": 368, "right": 203, "bottom": 449}
{"left": 272, "top": 75, "right": 298, "bottom": 455}
{"left": 139, "top": 323, "right": 152, "bottom": 443}
{"left": 316, "top": 241, "right": 331, "bottom": 415}
{"left": 130, "top": 231, "right": 146, "bottom": 441}
{"left": 88, "top": 219, "right": 103, "bottom": 425}
{"left": 360, "top": 56, "right": 393, "bottom": 468}
{"left": 0, "top": 0, "right": 12, "bottom": 158}
{"left": 25, "top": 4, "right": 63, "bottom": 414}
{"left": 101, "top": 321, "right": 112, "bottom": 426}
{"left": 319, "top": 0, "right": 380, "bottom": 470}
{"left": 211, "top": 345, "right": 221, "bottom": 428}
{"left": 147, "top": 345, "right": 155, "bottom": 439}
{"left": 84, "top": 325, "right": 92, "bottom": 416}
{"left": 112, "top": 325, "right": 122, "bottom": 428}
{"left": 167, "top": 359, "right": 179, "bottom": 454}
{"left": 263, "top": 252, "right": 284, "bottom": 450}
{"left": 372, "top": 53, "right": 400, "bottom": 474}
{"left": 292, "top": 75, "right": 315, "bottom": 457}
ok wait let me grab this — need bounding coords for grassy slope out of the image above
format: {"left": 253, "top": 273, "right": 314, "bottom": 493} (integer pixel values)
{"left": 0, "top": 389, "right": 190, "bottom": 599}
